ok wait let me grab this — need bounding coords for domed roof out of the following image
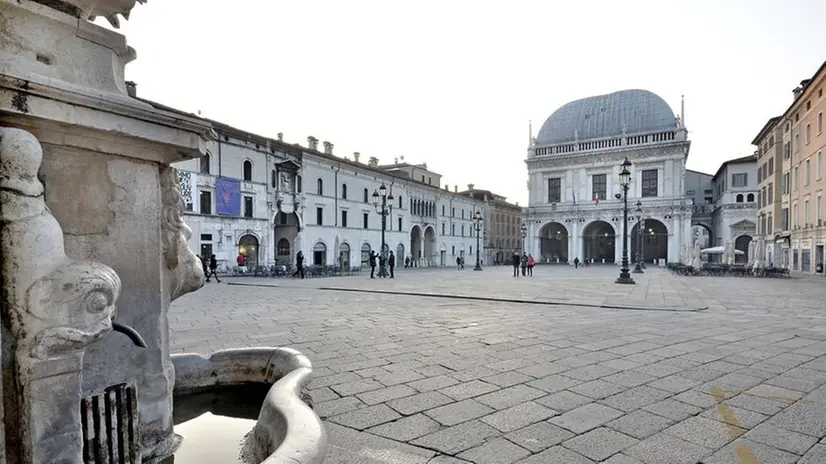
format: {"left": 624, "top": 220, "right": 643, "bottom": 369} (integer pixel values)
{"left": 535, "top": 89, "right": 677, "bottom": 146}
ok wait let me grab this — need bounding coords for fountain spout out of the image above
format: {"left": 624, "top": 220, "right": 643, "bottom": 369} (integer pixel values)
{"left": 112, "top": 322, "right": 148, "bottom": 348}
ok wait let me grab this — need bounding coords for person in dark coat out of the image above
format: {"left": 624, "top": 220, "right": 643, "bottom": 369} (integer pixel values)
{"left": 388, "top": 251, "right": 396, "bottom": 278}
{"left": 512, "top": 252, "right": 520, "bottom": 277}
{"left": 206, "top": 254, "right": 221, "bottom": 283}
{"left": 369, "top": 251, "right": 378, "bottom": 278}
{"left": 573, "top": 257, "right": 580, "bottom": 269}
{"left": 292, "top": 251, "right": 305, "bottom": 279}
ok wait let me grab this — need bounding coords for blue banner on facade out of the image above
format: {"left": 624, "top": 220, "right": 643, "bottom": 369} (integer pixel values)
{"left": 216, "top": 177, "right": 241, "bottom": 216}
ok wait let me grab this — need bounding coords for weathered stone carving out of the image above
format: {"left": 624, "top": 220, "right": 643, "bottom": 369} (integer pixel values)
{"left": 160, "top": 165, "right": 205, "bottom": 301}
{"left": 0, "top": 126, "right": 122, "bottom": 462}
{"left": 68, "top": 0, "right": 149, "bottom": 28}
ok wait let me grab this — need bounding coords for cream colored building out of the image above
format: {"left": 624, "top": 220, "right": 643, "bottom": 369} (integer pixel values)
{"left": 755, "top": 62, "right": 826, "bottom": 274}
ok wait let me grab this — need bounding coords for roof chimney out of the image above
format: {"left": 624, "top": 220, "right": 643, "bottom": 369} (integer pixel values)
{"left": 368, "top": 156, "right": 379, "bottom": 167}
{"left": 394, "top": 157, "right": 399, "bottom": 164}
{"left": 277, "top": 132, "right": 283, "bottom": 142}
{"left": 323, "top": 141, "right": 334, "bottom": 155}
{"left": 307, "top": 136, "right": 319, "bottom": 151}
{"left": 467, "top": 183, "right": 475, "bottom": 192}
{"left": 454, "top": 185, "right": 458, "bottom": 193}
{"left": 125, "top": 81, "right": 137, "bottom": 98}
{"left": 353, "top": 152, "right": 361, "bottom": 163}
{"left": 444, "top": 184, "right": 449, "bottom": 191}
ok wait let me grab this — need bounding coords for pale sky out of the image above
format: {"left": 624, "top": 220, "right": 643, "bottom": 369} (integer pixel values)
{"left": 111, "top": 0, "right": 824, "bottom": 206}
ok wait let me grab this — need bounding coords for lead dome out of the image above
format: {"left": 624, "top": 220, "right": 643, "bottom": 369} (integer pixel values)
{"left": 535, "top": 89, "right": 678, "bottom": 146}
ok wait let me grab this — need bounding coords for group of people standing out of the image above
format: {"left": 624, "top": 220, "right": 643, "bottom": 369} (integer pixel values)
{"left": 368, "top": 250, "right": 396, "bottom": 278}
{"left": 511, "top": 252, "right": 536, "bottom": 277}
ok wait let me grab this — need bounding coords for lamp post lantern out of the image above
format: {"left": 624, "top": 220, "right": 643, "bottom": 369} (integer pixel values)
{"left": 520, "top": 223, "right": 527, "bottom": 255}
{"left": 633, "top": 200, "right": 644, "bottom": 274}
{"left": 372, "top": 183, "right": 393, "bottom": 278}
{"left": 473, "top": 210, "right": 483, "bottom": 271}
{"left": 616, "top": 157, "right": 635, "bottom": 284}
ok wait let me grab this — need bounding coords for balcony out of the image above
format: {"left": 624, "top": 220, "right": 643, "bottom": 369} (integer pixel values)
{"left": 526, "top": 196, "right": 692, "bottom": 218}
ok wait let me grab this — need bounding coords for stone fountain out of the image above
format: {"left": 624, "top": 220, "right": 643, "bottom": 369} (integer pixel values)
{"left": 0, "top": 1, "right": 325, "bottom": 462}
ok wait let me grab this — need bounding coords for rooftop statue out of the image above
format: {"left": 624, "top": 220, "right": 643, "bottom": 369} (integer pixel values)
{"left": 70, "top": 0, "right": 148, "bottom": 28}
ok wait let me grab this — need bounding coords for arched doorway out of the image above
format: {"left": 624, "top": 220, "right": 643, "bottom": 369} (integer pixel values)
{"left": 539, "top": 222, "right": 569, "bottom": 263}
{"left": 410, "top": 226, "right": 422, "bottom": 266}
{"left": 582, "top": 221, "right": 615, "bottom": 263}
{"left": 735, "top": 235, "right": 752, "bottom": 264}
{"left": 424, "top": 226, "right": 436, "bottom": 266}
{"left": 238, "top": 234, "right": 259, "bottom": 269}
{"left": 312, "top": 242, "right": 327, "bottom": 266}
{"left": 691, "top": 224, "right": 712, "bottom": 249}
{"left": 340, "top": 242, "right": 351, "bottom": 269}
{"left": 274, "top": 211, "right": 299, "bottom": 264}
{"left": 361, "top": 243, "right": 372, "bottom": 269}
{"left": 631, "top": 219, "right": 669, "bottom": 263}
{"left": 396, "top": 244, "right": 405, "bottom": 264}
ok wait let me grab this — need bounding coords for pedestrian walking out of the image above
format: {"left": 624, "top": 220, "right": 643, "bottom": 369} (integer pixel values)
{"left": 527, "top": 255, "right": 535, "bottom": 276}
{"left": 388, "top": 251, "right": 396, "bottom": 278}
{"left": 292, "top": 251, "right": 305, "bottom": 279}
{"left": 521, "top": 253, "right": 528, "bottom": 276}
{"left": 206, "top": 254, "right": 221, "bottom": 283}
{"left": 404, "top": 256, "right": 410, "bottom": 269}
{"left": 573, "top": 257, "right": 580, "bottom": 269}
{"left": 512, "top": 252, "right": 520, "bottom": 277}
{"left": 369, "top": 251, "right": 378, "bottom": 278}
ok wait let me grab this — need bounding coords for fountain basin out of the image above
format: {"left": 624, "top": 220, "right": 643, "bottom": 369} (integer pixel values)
{"left": 170, "top": 348, "right": 327, "bottom": 464}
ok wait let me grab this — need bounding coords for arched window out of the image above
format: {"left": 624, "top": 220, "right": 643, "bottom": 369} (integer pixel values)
{"left": 342, "top": 184, "right": 348, "bottom": 199}
{"left": 243, "top": 160, "right": 253, "bottom": 182}
{"left": 363, "top": 188, "right": 369, "bottom": 203}
{"left": 271, "top": 170, "right": 277, "bottom": 188}
{"left": 316, "top": 178, "right": 323, "bottom": 195}
{"left": 398, "top": 195, "right": 403, "bottom": 208}
{"left": 736, "top": 194, "right": 744, "bottom": 203}
{"left": 277, "top": 238, "right": 290, "bottom": 256}
{"left": 296, "top": 175, "right": 302, "bottom": 193}
{"left": 747, "top": 193, "right": 755, "bottom": 202}
{"left": 200, "top": 153, "right": 210, "bottom": 174}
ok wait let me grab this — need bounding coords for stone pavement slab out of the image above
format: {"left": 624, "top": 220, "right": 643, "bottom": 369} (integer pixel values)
{"left": 169, "top": 266, "right": 826, "bottom": 463}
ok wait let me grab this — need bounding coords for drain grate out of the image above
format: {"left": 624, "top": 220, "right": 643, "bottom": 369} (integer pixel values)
{"left": 81, "top": 382, "right": 139, "bottom": 463}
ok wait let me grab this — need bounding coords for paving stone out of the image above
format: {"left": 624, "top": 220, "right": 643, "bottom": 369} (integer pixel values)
{"left": 723, "top": 392, "right": 790, "bottom": 415}
{"left": 601, "top": 454, "right": 645, "bottom": 464}
{"left": 599, "top": 358, "right": 642, "bottom": 371}
{"left": 600, "top": 385, "right": 673, "bottom": 412}
{"left": 602, "top": 370, "right": 657, "bottom": 388}
{"left": 673, "top": 390, "right": 717, "bottom": 408}
{"left": 366, "top": 413, "right": 443, "bottom": 442}
{"left": 765, "top": 401, "right": 826, "bottom": 436}
{"left": 517, "top": 362, "right": 571, "bottom": 378}
{"left": 799, "top": 444, "right": 826, "bottom": 464}
{"left": 438, "top": 380, "right": 500, "bottom": 401}
{"left": 408, "top": 375, "right": 460, "bottom": 392}
{"left": 570, "top": 379, "right": 626, "bottom": 399}
{"left": 307, "top": 386, "right": 339, "bottom": 403}
{"left": 306, "top": 371, "right": 362, "bottom": 389}
{"left": 513, "top": 445, "right": 595, "bottom": 464}
{"left": 374, "top": 369, "right": 426, "bottom": 386}
{"left": 645, "top": 374, "right": 701, "bottom": 393}
{"left": 701, "top": 438, "right": 798, "bottom": 464}
{"left": 324, "top": 422, "right": 435, "bottom": 464}
{"left": 427, "top": 456, "right": 472, "bottom": 464}
{"left": 481, "top": 371, "right": 533, "bottom": 388}
{"left": 743, "top": 422, "right": 819, "bottom": 455}
{"left": 415, "top": 364, "right": 454, "bottom": 377}
{"left": 388, "top": 391, "right": 454, "bottom": 415}
{"left": 356, "top": 384, "right": 418, "bottom": 405}
{"left": 479, "top": 401, "right": 556, "bottom": 432}
{"left": 411, "top": 420, "right": 499, "bottom": 455}
{"left": 355, "top": 366, "right": 391, "bottom": 378}
{"left": 699, "top": 404, "right": 767, "bottom": 429}
{"left": 330, "top": 378, "right": 385, "bottom": 396}
{"left": 563, "top": 364, "right": 620, "bottom": 381}
{"left": 561, "top": 427, "right": 639, "bottom": 461}
{"left": 662, "top": 416, "right": 743, "bottom": 449}
{"left": 549, "top": 403, "right": 624, "bottom": 434}
{"left": 642, "top": 399, "right": 702, "bottom": 421}
{"left": 504, "top": 421, "right": 574, "bottom": 452}
{"left": 526, "top": 374, "right": 581, "bottom": 393}
{"left": 449, "top": 366, "right": 499, "bottom": 382}
{"left": 535, "top": 390, "right": 592, "bottom": 412}
{"left": 328, "top": 403, "right": 402, "bottom": 430}
{"left": 425, "top": 399, "right": 495, "bottom": 426}
{"left": 315, "top": 396, "right": 366, "bottom": 418}
{"left": 606, "top": 410, "right": 674, "bottom": 439}
{"left": 475, "top": 384, "right": 546, "bottom": 410}
{"left": 624, "top": 432, "right": 712, "bottom": 464}
{"left": 456, "top": 438, "right": 531, "bottom": 464}
{"left": 632, "top": 362, "right": 683, "bottom": 378}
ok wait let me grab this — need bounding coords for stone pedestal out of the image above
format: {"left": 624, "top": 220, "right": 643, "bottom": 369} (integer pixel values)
{"left": 1, "top": 0, "right": 210, "bottom": 462}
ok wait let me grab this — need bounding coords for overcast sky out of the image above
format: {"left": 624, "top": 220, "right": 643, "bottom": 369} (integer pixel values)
{"left": 111, "top": 0, "right": 824, "bottom": 205}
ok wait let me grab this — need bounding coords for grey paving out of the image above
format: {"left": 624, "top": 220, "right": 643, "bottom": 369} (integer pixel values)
{"left": 169, "top": 266, "right": 826, "bottom": 463}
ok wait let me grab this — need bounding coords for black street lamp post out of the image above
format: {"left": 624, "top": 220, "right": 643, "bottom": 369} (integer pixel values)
{"left": 520, "top": 223, "right": 527, "bottom": 255}
{"left": 616, "top": 157, "right": 635, "bottom": 284}
{"left": 473, "top": 210, "right": 483, "bottom": 271}
{"left": 372, "top": 183, "right": 393, "bottom": 278}
{"left": 633, "top": 201, "right": 644, "bottom": 274}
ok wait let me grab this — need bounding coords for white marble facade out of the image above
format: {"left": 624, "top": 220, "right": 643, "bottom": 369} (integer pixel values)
{"left": 525, "top": 90, "right": 694, "bottom": 265}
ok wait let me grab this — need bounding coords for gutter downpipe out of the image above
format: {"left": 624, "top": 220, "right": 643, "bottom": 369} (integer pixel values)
{"left": 334, "top": 162, "right": 341, "bottom": 226}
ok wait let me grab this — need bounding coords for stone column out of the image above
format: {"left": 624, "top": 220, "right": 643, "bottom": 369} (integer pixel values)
{"left": 420, "top": 237, "right": 425, "bottom": 266}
